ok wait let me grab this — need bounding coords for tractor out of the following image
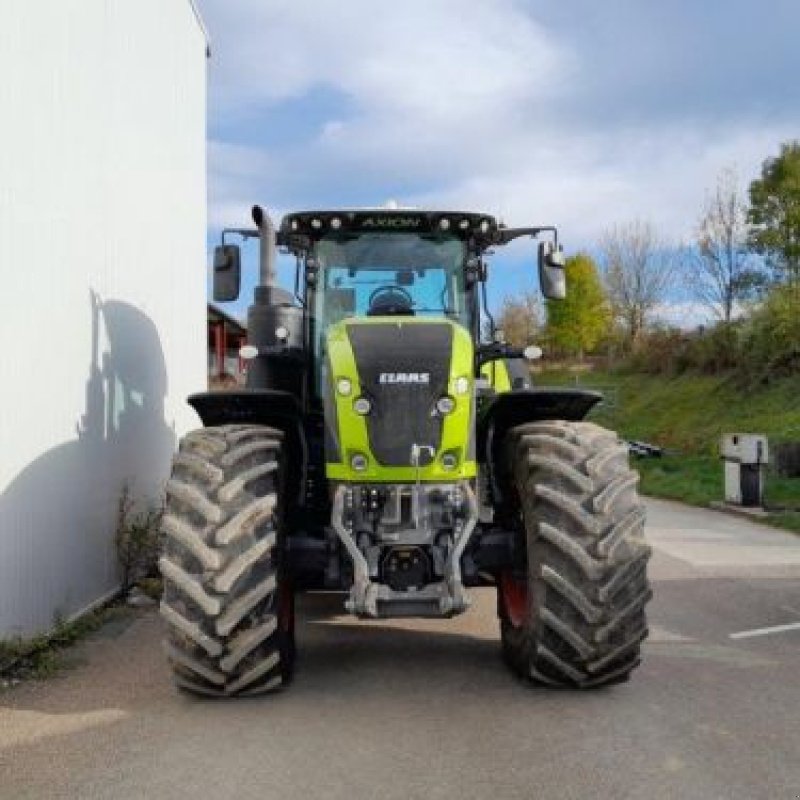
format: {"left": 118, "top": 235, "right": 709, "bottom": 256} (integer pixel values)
{"left": 159, "top": 205, "right": 652, "bottom": 696}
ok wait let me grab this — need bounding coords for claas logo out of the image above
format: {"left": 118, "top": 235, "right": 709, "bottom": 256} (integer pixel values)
{"left": 378, "top": 373, "right": 431, "bottom": 384}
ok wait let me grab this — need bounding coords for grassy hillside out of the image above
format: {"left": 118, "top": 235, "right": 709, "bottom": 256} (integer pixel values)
{"left": 538, "top": 368, "right": 800, "bottom": 532}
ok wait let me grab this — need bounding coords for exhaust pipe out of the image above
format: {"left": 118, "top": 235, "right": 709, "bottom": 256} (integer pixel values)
{"left": 252, "top": 205, "right": 277, "bottom": 288}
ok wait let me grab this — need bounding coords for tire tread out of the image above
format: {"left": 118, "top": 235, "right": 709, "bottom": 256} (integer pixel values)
{"left": 500, "top": 420, "right": 651, "bottom": 688}
{"left": 160, "top": 424, "right": 292, "bottom": 697}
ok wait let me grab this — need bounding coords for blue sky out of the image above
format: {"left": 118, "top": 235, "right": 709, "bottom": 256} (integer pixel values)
{"left": 196, "top": 0, "right": 800, "bottom": 325}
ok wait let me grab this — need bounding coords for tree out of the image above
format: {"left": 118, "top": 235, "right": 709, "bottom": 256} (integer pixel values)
{"left": 748, "top": 141, "right": 800, "bottom": 288}
{"left": 693, "top": 168, "right": 764, "bottom": 322}
{"left": 494, "top": 292, "right": 540, "bottom": 347}
{"left": 545, "top": 253, "right": 610, "bottom": 359}
{"left": 601, "top": 220, "right": 673, "bottom": 343}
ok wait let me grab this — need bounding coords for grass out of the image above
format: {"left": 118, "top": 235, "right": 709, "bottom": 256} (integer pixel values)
{"left": 543, "top": 369, "right": 800, "bottom": 453}
{"left": 635, "top": 455, "right": 724, "bottom": 506}
{"left": 538, "top": 366, "right": 800, "bottom": 533}
{"left": 0, "top": 603, "right": 124, "bottom": 685}
{"left": 764, "top": 511, "right": 800, "bottom": 534}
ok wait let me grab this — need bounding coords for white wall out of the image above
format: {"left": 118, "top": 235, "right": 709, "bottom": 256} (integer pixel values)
{"left": 0, "top": 1, "right": 208, "bottom": 636}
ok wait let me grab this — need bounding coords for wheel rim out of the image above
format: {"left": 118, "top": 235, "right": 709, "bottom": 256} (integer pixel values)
{"left": 499, "top": 571, "right": 529, "bottom": 628}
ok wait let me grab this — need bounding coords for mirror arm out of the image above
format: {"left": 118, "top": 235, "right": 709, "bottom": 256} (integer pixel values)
{"left": 495, "top": 225, "right": 558, "bottom": 248}
{"left": 475, "top": 342, "right": 527, "bottom": 368}
{"left": 221, "top": 227, "right": 259, "bottom": 245}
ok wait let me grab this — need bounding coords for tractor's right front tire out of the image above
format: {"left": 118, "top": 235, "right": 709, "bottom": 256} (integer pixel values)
{"left": 159, "top": 424, "right": 294, "bottom": 697}
{"left": 498, "top": 420, "right": 652, "bottom": 688}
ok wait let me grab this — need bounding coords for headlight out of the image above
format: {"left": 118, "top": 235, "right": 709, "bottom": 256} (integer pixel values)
{"left": 454, "top": 376, "right": 470, "bottom": 396}
{"left": 441, "top": 452, "right": 458, "bottom": 471}
{"left": 353, "top": 397, "right": 372, "bottom": 415}
{"left": 436, "top": 396, "right": 456, "bottom": 415}
{"left": 337, "top": 377, "right": 353, "bottom": 396}
{"left": 350, "top": 453, "right": 368, "bottom": 472}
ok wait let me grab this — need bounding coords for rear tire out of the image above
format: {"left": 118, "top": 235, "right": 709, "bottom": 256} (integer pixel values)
{"left": 498, "top": 420, "right": 652, "bottom": 688}
{"left": 159, "top": 424, "right": 295, "bottom": 697}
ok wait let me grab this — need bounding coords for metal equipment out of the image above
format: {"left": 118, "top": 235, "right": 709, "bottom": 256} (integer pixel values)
{"left": 721, "top": 433, "right": 769, "bottom": 507}
{"left": 157, "top": 205, "right": 652, "bottom": 696}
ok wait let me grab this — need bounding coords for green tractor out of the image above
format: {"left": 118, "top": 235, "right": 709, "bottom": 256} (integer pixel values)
{"left": 159, "top": 206, "right": 652, "bottom": 696}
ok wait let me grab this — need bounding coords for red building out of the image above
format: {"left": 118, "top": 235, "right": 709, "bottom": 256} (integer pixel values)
{"left": 207, "top": 303, "right": 247, "bottom": 386}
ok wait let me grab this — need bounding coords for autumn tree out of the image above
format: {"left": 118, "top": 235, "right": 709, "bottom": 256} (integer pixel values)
{"left": 693, "top": 168, "right": 764, "bottom": 322}
{"left": 601, "top": 220, "right": 673, "bottom": 343}
{"left": 494, "top": 292, "right": 540, "bottom": 347}
{"left": 748, "top": 140, "right": 800, "bottom": 288}
{"left": 545, "top": 253, "right": 610, "bottom": 359}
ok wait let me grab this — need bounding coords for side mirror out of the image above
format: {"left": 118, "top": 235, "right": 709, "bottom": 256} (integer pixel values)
{"left": 213, "top": 244, "right": 241, "bottom": 302}
{"left": 538, "top": 242, "right": 566, "bottom": 300}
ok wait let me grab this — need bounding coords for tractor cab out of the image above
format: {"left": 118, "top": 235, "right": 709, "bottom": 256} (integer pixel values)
{"left": 278, "top": 210, "right": 564, "bottom": 399}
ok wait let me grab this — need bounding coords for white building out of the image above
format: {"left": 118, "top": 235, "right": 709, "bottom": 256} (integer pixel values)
{"left": 0, "top": 1, "right": 208, "bottom": 636}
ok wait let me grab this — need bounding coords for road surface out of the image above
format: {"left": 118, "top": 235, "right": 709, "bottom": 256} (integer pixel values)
{"left": 1, "top": 498, "right": 799, "bottom": 799}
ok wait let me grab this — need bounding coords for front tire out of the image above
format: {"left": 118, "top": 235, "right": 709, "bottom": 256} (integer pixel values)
{"left": 159, "top": 424, "right": 295, "bottom": 697}
{"left": 498, "top": 421, "right": 652, "bottom": 688}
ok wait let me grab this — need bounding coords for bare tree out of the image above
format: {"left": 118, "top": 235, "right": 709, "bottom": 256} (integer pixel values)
{"left": 494, "top": 292, "right": 540, "bottom": 347}
{"left": 693, "top": 168, "right": 761, "bottom": 322}
{"left": 601, "top": 220, "right": 673, "bottom": 343}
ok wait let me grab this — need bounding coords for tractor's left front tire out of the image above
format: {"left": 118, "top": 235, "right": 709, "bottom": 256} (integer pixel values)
{"left": 159, "top": 424, "right": 295, "bottom": 697}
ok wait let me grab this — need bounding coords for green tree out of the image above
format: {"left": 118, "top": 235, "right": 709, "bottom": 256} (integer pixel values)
{"left": 546, "top": 253, "right": 610, "bottom": 358}
{"left": 748, "top": 141, "right": 800, "bottom": 288}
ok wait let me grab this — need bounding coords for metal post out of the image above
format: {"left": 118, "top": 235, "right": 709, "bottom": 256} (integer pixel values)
{"left": 214, "top": 321, "right": 224, "bottom": 379}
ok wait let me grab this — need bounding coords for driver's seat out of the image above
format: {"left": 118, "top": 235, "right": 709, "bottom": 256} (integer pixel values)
{"left": 367, "top": 288, "right": 415, "bottom": 317}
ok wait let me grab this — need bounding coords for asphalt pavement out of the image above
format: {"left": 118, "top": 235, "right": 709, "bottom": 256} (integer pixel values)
{"left": 1, "top": 497, "right": 798, "bottom": 800}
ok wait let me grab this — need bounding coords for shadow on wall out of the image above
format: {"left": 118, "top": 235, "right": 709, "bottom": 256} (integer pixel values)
{"left": 0, "top": 291, "right": 176, "bottom": 636}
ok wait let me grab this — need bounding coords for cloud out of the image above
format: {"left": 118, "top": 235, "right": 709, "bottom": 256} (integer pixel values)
{"left": 201, "top": 0, "right": 567, "bottom": 114}
{"left": 197, "top": 0, "right": 800, "bottom": 250}
{"left": 407, "top": 122, "right": 799, "bottom": 244}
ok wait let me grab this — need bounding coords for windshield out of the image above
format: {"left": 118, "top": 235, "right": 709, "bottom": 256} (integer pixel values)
{"left": 311, "top": 233, "right": 469, "bottom": 392}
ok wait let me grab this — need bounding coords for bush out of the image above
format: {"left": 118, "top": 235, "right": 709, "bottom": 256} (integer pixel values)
{"left": 681, "top": 322, "right": 741, "bottom": 374}
{"left": 738, "top": 289, "right": 800, "bottom": 382}
{"left": 621, "top": 326, "right": 693, "bottom": 375}
{"left": 616, "top": 287, "right": 799, "bottom": 382}
{"left": 115, "top": 484, "right": 164, "bottom": 594}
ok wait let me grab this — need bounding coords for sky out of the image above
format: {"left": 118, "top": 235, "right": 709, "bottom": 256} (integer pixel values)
{"left": 195, "top": 0, "right": 800, "bottom": 325}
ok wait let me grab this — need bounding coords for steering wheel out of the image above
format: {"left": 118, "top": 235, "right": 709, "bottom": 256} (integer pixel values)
{"left": 367, "top": 286, "right": 415, "bottom": 316}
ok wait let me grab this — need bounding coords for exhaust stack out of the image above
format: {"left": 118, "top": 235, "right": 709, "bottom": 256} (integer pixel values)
{"left": 252, "top": 205, "right": 277, "bottom": 288}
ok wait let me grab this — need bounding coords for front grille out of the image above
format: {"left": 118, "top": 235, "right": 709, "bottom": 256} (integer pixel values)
{"left": 347, "top": 322, "right": 453, "bottom": 466}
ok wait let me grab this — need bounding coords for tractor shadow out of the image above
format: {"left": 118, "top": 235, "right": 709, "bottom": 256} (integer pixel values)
{"left": 288, "top": 591, "right": 536, "bottom": 702}
{"left": 0, "top": 291, "right": 175, "bottom": 636}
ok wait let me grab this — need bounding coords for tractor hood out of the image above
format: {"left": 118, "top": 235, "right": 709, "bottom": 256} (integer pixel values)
{"left": 324, "top": 318, "right": 475, "bottom": 482}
